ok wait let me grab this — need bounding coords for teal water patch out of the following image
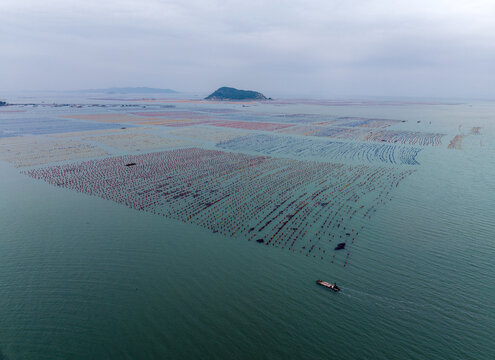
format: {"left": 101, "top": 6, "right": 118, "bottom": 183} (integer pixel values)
{"left": 1, "top": 100, "right": 494, "bottom": 360}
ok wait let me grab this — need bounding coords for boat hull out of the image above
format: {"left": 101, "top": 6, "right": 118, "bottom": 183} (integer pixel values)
{"left": 316, "top": 280, "right": 340, "bottom": 292}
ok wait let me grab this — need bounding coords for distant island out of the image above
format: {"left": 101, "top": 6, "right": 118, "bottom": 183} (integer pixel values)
{"left": 0, "top": 100, "right": 7, "bottom": 106}
{"left": 79, "top": 87, "right": 178, "bottom": 94}
{"left": 205, "top": 87, "right": 269, "bottom": 100}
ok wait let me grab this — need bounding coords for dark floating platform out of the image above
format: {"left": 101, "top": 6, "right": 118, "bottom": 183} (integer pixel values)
{"left": 125, "top": 163, "right": 137, "bottom": 167}
{"left": 334, "top": 242, "right": 346, "bottom": 250}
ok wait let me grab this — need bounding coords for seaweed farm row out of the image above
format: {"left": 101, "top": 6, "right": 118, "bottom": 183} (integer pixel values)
{"left": 0, "top": 128, "right": 423, "bottom": 168}
{"left": 61, "top": 111, "right": 446, "bottom": 146}
{"left": 279, "top": 126, "right": 445, "bottom": 146}
{"left": 82, "top": 131, "right": 199, "bottom": 152}
{"left": 25, "top": 148, "right": 414, "bottom": 264}
{"left": 447, "top": 126, "right": 483, "bottom": 150}
{"left": 65, "top": 112, "right": 212, "bottom": 127}
{"left": 0, "top": 117, "right": 124, "bottom": 137}
{"left": 185, "top": 111, "right": 403, "bottom": 128}
{"left": 207, "top": 120, "right": 294, "bottom": 131}
{"left": 363, "top": 130, "right": 444, "bottom": 146}
{"left": 166, "top": 127, "right": 247, "bottom": 143}
{"left": 0, "top": 136, "right": 108, "bottom": 167}
{"left": 204, "top": 122, "right": 443, "bottom": 147}
{"left": 447, "top": 135, "right": 467, "bottom": 150}
{"left": 328, "top": 117, "right": 404, "bottom": 128}
{"left": 0, "top": 127, "right": 203, "bottom": 166}
{"left": 218, "top": 134, "right": 422, "bottom": 165}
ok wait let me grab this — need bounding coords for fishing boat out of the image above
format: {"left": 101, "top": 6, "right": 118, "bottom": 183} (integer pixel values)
{"left": 316, "top": 280, "right": 340, "bottom": 292}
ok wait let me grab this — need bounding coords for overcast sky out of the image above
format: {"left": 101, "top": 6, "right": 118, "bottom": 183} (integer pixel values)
{"left": 1, "top": 0, "right": 494, "bottom": 98}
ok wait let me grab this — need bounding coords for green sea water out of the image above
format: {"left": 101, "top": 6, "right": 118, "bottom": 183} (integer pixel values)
{"left": 0, "top": 100, "right": 494, "bottom": 359}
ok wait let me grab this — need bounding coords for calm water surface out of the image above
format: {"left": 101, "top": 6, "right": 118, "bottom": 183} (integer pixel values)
{"left": 0, "top": 100, "right": 494, "bottom": 359}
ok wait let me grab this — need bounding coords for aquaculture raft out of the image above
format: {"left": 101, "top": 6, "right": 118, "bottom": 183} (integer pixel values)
{"left": 23, "top": 147, "right": 415, "bottom": 264}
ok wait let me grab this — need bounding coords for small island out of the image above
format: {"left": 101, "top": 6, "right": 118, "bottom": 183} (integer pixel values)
{"left": 0, "top": 100, "right": 7, "bottom": 106}
{"left": 205, "top": 87, "right": 268, "bottom": 101}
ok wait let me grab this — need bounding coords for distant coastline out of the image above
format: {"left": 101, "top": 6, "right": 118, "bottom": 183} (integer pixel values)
{"left": 75, "top": 87, "right": 178, "bottom": 94}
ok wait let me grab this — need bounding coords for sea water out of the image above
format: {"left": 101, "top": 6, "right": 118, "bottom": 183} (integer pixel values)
{"left": 0, "top": 98, "right": 494, "bottom": 359}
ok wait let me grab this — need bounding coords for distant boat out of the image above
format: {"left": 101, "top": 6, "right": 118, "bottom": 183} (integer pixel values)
{"left": 316, "top": 280, "right": 340, "bottom": 292}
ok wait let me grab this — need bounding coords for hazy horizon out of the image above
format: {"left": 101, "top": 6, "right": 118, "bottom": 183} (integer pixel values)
{"left": 2, "top": 88, "right": 492, "bottom": 103}
{"left": 2, "top": 0, "right": 495, "bottom": 98}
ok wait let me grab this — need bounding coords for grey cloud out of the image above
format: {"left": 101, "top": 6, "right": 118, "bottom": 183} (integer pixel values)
{"left": 1, "top": 0, "right": 494, "bottom": 98}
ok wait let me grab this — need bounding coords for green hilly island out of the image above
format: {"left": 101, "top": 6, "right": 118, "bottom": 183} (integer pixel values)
{"left": 205, "top": 87, "right": 268, "bottom": 100}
